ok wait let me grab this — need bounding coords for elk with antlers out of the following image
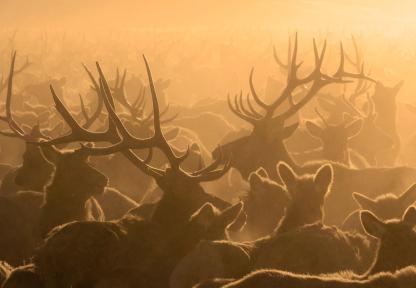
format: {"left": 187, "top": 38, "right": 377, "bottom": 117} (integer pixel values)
{"left": 214, "top": 34, "right": 416, "bottom": 226}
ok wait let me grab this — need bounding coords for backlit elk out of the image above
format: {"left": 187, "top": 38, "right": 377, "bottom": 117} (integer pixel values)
{"left": 371, "top": 80, "right": 404, "bottom": 166}
{"left": 4, "top": 58, "right": 109, "bottom": 237}
{"left": 214, "top": 35, "right": 416, "bottom": 226}
{"left": 36, "top": 56, "right": 232, "bottom": 228}
{"left": 343, "top": 93, "right": 394, "bottom": 166}
{"left": 292, "top": 108, "right": 364, "bottom": 167}
{"left": 214, "top": 35, "right": 373, "bottom": 180}
{"left": 0, "top": 59, "right": 137, "bottom": 223}
{"left": 197, "top": 207, "right": 416, "bottom": 288}
{"left": 343, "top": 183, "right": 416, "bottom": 234}
{"left": 0, "top": 52, "right": 106, "bottom": 265}
{"left": 87, "top": 67, "right": 204, "bottom": 202}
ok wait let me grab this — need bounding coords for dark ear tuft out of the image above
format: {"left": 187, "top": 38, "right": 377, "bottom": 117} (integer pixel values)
{"left": 305, "top": 121, "right": 323, "bottom": 139}
{"left": 360, "top": 210, "right": 386, "bottom": 239}
{"left": 314, "top": 164, "right": 333, "bottom": 197}
{"left": 277, "top": 162, "right": 297, "bottom": 187}
{"left": 353, "top": 192, "right": 376, "bottom": 210}
{"left": 402, "top": 206, "right": 416, "bottom": 226}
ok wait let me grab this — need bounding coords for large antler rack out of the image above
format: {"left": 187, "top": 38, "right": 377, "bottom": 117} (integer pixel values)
{"left": 229, "top": 33, "right": 376, "bottom": 128}
{"left": 34, "top": 56, "right": 229, "bottom": 182}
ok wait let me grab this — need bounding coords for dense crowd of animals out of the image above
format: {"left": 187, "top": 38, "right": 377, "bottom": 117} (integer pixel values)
{"left": 0, "top": 34, "right": 415, "bottom": 288}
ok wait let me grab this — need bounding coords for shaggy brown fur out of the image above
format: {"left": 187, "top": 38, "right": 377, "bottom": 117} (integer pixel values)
{"left": 34, "top": 202, "right": 243, "bottom": 288}
{"left": 343, "top": 184, "right": 416, "bottom": 234}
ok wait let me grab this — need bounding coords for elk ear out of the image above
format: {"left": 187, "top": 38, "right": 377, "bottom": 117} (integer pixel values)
{"left": 305, "top": 121, "right": 323, "bottom": 139}
{"left": 353, "top": 192, "right": 376, "bottom": 210}
{"left": 360, "top": 210, "right": 386, "bottom": 238}
{"left": 164, "top": 127, "right": 180, "bottom": 141}
{"left": 346, "top": 118, "right": 363, "bottom": 139}
{"left": 399, "top": 184, "right": 416, "bottom": 208}
{"left": 282, "top": 122, "right": 299, "bottom": 139}
{"left": 402, "top": 206, "right": 416, "bottom": 226}
{"left": 216, "top": 202, "right": 244, "bottom": 230}
{"left": 256, "top": 167, "right": 269, "bottom": 178}
{"left": 249, "top": 172, "right": 263, "bottom": 190}
{"left": 393, "top": 80, "right": 404, "bottom": 94}
{"left": 277, "top": 162, "right": 297, "bottom": 187}
{"left": 313, "top": 164, "right": 333, "bottom": 197}
{"left": 226, "top": 204, "right": 246, "bottom": 233}
{"left": 190, "top": 203, "right": 218, "bottom": 227}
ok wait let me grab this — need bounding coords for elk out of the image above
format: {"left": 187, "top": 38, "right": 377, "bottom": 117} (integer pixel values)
{"left": 195, "top": 206, "right": 416, "bottom": 288}
{"left": 0, "top": 52, "right": 107, "bottom": 246}
{"left": 344, "top": 93, "right": 394, "bottom": 166}
{"left": 343, "top": 184, "right": 416, "bottom": 234}
{"left": 34, "top": 57, "right": 232, "bottom": 229}
{"left": 233, "top": 167, "right": 288, "bottom": 241}
{"left": 213, "top": 35, "right": 416, "bottom": 225}
{"left": 171, "top": 162, "right": 374, "bottom": 288}
{"left": 293, "top": 108, "right": 364, "bottom": 166}
{"left": 371, "top": 80, "right": 404, "bottom": 166}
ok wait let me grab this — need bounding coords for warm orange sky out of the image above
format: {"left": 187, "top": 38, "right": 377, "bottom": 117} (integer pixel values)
{"left": 1, "top": 0, "right": 415, "bottom": 32}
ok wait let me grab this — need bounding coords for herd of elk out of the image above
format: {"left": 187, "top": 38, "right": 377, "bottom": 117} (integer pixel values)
{"left": 0, "top": 32, "right": 415, "bottom": 288}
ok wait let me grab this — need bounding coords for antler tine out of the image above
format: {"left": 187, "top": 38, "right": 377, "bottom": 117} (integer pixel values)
{"left": 238, "top": 91, "right": 258, "bottom": 119}
{"left": 249, "top": 68, "right": 268, "bottom": 109}
{"left": 79, "top": 93, "right": 90, "bottom": 122}
{"left": 365, "top": 92, "right": 375, "bottom": 117}
{"left": 273, "top": 45, "right": 286, "bottom": 69}
{"left": 191, "top": 147, "right": 229, "bottom": 176}
{"left": 246, "top": 92, "right": 263, "bottom": 118}
{"left": 341, "top": 93, "right": 365, "bottom": 118}
{"left": 143, "top": 55, "right": 184, "bottom": 170}
{"left": 314, "top": 107, "right": 329, "bottom": 127}
{"left": 335, "top": 42, "right": 376, "bottom": 83}
{"left": 194, "top": 157, "right": 232, "bottom": 182}
{"left": 344, "top": 35, "right": 361, "bottom": 70}
{"left": 227, "top": 93, "right": 258, "bottom": 125}
{"left": 131, "top": 87, "right": 146, "bottom": 113}
{"left": 0, "top": 51, "right": 28, "bottom": 138}
{"left": 0, "top": 54, "right": 31, "bottom": 95}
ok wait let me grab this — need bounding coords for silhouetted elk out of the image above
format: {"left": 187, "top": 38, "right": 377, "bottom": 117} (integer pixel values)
{"left": 0, "top": 52, "right": 106, "bottom": 249}
{"left": 35, "top": 56, "right": 232, "bottom": 230}
{"left": 195, "top": 206, "right": 416, "bottom": 288}
{"left": 213, "top": 34, "right": 374, "bottom": 179}
{"left": 32, "top": 200, "right": 242, "bottom": 288}
{"left": 213, "top": 35, "right": 416, "bottom": 225}
{"left": 233, "top": 167, "right": 288, "bottom": 241}
{"left": 344, "top": 93, "right": 394, "bottom": 166}
{"left": 172, "top": 162, "right": 374, "bottom": 287}
{"left": 372, "top": 80, "right": 404, "bottom": 166}
{"left": 293, "top": 108, "right": 364, "bottom": 166}
{"left": 343, "top": 184, "right": 416, "bottom": 234}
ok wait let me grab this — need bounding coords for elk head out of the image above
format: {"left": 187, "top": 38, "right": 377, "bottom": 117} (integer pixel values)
{"left": 305, "top": 108, "right": 362, "bottom": 164}
{"left": 361, "top": 205, "right": 416, "bottom": 274}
